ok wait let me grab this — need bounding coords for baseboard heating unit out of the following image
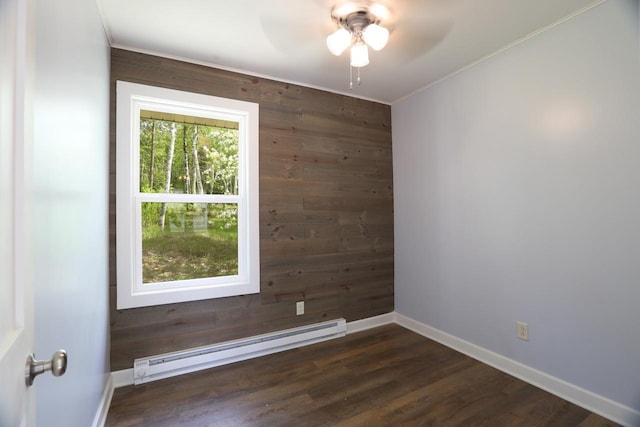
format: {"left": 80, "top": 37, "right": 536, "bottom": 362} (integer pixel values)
{"left": 133, "top": 318, "right": 347, "bottom": 384}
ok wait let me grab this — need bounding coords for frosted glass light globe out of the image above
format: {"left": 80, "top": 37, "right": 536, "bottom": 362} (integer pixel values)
{"left": 350, "top": 41, "right": 369, "bottom": 67}
{"left": 326, "top": 28, "right": 351, "bottom": 56}
{"left": 362, "top": 23, "right": 389, "bottom": 51}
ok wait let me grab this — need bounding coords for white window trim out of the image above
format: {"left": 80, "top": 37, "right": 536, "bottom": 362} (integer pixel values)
{"left": 116, "top": 81, "right": 259, "bottom": 309}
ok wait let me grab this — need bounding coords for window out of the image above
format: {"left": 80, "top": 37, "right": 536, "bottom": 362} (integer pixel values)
{"left": 116, "top": 81, "right": 259, "bottom": 309}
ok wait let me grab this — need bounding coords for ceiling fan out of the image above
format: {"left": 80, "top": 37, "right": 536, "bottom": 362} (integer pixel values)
{"left": 325, "top": 2, "right": 391, "bottom": 88}
{"left": 259, "top": 0, "right": 458, "bottom": 87}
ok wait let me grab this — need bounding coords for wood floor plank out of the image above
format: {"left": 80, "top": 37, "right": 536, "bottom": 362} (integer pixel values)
{"left": 105, "top": 324, "right": 619, "bottom": 427}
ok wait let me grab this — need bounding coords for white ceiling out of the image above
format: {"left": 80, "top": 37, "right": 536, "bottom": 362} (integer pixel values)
{"left": 98, "top": 0, "right": 605, "bottom": 104}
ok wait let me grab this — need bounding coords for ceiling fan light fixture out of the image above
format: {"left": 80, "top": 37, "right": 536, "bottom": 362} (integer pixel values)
{"left": 362, "top": 23, "right": 389, "bottom": 51}
{"left": 328, "top": 2, "right": 391, "bottom": 88}
{"left": 326, "top": 28, "right": 352, "bottom": 56}
{"left": 350, "top": 40, "right": 369, "bottom": 68}
{"left": 368, "top": 3, "right": 390, "bottom": 21}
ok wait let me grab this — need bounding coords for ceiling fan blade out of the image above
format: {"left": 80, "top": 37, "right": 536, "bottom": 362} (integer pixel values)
{"left": 259, "top": 0, "right": 335, "bottom": 55}
{"left": 260, "top": 19, "right": 329, "bottom": 55}
{"left": 384, "top": 18, "right": 454, "bottom": 62}
{"left": 378, "top": 0, "right": 462, "bottom": 62}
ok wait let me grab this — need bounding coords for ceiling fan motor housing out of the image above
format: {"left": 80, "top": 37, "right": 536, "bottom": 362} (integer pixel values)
{"left": 331, "top": 2, "right": 389, "bottom": 33}
{"left": 338, "top": 10, "right": 376, "bottom": 35}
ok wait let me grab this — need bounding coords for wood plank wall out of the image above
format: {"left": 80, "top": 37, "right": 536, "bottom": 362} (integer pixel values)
{"left": 109, "top": 48, "right": 394, "bottom": 370}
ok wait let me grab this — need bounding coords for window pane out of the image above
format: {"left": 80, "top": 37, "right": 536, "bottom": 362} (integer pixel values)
{"left": 141, "top": 202, "right": 238, "bottom": 284}
{"left": 139, "top": 115, "right": 239, "bottom": 196}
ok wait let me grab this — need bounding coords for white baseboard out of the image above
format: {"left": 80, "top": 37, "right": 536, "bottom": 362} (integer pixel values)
{"left": 347, "top": 312, "right": 395, "bottom": 334}
{"left": 111, "top": 368, "right": 134, "bottom": 388}
{"left": 394, "top": 312, "right": 640, "bottom": 427}
{"left": 91, "top": 373, "right": 114, "bottom": 427}
{"left": 106, "top": 311, "right": 639, "bottom": 426}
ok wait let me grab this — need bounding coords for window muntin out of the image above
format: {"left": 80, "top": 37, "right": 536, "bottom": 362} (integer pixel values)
{"left": 116, "top": 81, "right": 259, "bottom": 309}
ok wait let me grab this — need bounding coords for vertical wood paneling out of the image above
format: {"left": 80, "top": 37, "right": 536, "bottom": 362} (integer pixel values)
{"left": 109, "top": 48, "right": 393, "bottom": 370}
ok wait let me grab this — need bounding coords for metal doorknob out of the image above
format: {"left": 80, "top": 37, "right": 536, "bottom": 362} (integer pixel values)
{"left": 25, "top": 350, "right": 67, "bottom": 386}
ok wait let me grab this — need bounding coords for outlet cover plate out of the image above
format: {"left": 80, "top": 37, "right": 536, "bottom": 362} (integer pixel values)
{"left": 517, "top": 321, "right": 529, "bottom": 341}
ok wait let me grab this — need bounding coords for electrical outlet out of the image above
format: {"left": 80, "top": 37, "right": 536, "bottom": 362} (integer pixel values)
{"left": 517, "top": 321, "right": 529, "bottom": 341}
{"left": 296, "top": 301, "right": 304, "bottom": 316}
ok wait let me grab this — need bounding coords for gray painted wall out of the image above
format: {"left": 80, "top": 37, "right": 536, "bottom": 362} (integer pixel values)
{"left": 393, "top": 0, "right": 640, "bottom": 413}
{"left": 33, "top": 0, "right": 110, "bottom": 425}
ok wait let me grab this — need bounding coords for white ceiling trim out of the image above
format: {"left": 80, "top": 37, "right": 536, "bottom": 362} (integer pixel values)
{"left": 393, "top": 0, "right": 610, "bottom": 105}
{"left": 98, "top": 0, "right": 609, "bottom": 104}
{"left": 94, "top": 0, "right": 114, "bottom": 46}
{"left": 109, "top": 42, "right": 391, "bottom": 105}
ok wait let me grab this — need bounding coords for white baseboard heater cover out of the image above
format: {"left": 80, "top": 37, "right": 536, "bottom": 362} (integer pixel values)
{"left": 133, "top": 318, "right": 347, "bottom": 384}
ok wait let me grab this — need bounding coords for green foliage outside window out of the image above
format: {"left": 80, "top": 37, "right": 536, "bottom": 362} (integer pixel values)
{"left": 139, "top": 118, "right": 240, "bottom": 283}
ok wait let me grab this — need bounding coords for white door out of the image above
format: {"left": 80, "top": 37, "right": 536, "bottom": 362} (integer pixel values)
{"left": 0, "top": 0, "right": 35, "bottom": 425}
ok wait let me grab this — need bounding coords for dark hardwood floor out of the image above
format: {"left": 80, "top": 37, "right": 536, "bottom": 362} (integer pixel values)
{"left": 106, "top": 324, "right": 618, "bottom": 426}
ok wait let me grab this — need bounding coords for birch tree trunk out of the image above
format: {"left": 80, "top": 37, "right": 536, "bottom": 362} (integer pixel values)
{"left": 159, "top": 122, "right": 177, "bottom": 229}
{"left": 149, "top": 121, "right": 156, "bottom": 189}
{"left": 191, "top": 126, "right": 204, "bottom": 195}
{"left": 190, "top": 126, "right": 206, "bottom": 229}
{"left": 183, "top": 126, "right": 193, "bottom": 231}
{"left": 182, "top": 125, "right": 191, "bottom": 194}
